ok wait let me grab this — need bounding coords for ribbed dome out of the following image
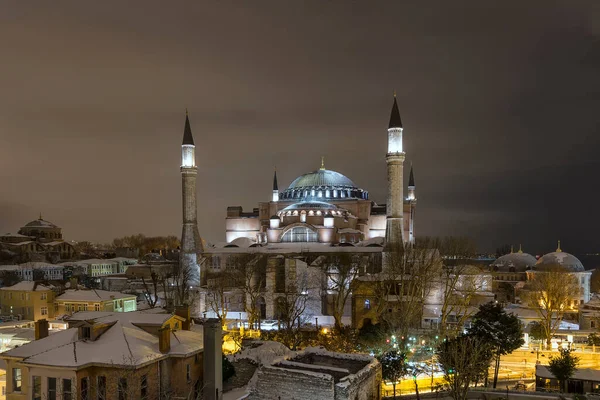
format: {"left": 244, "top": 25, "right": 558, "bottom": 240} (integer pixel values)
{"left": 280, "top": 169, "right": 368, "bottom": 201}
{"left": 24, "top": 218, "right": 58, "bottom": 229}
{"left": 535, "top": 251, "right": 585, "bottom": 273}
{"left": 288, "top": 169, "right": 356, "bottom": 189}
{"left": 492, "top": 252, "right": 536, "bottom": 272}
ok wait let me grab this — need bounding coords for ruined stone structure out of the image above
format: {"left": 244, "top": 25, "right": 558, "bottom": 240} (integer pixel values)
{"left": 249, "top": 347, "right": 381, "bottom": 400}
{"left": 180, "top": 112, "right": 203, "bottom": 286}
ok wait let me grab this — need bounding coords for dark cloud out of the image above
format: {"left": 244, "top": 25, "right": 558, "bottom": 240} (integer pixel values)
{"left": 1, "top": 1, "right": 598, "bottom": 253}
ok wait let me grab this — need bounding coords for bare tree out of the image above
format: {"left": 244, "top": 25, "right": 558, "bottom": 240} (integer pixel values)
{"left": 374, "top": 237, "right": 442, "bottom": 337}
{"left": 205, "top": 269, "right": 238, "bottom": 327}
{"left": 437, "top": 237, "right": 481, "bottom": 337}
{"left": 230, "top": 254, "right": 266, "bottom": 329}
{"left": 323, "top": 253, "right": 362, "bottom": 332}
{"left": 141, "top": 271, "right": 162, "bottom": 309}
{"left": 437, "top": 335, "right": 493, "bottom": 400}
{"left": 523, "top": 267, "right": 581, "bottom": 348}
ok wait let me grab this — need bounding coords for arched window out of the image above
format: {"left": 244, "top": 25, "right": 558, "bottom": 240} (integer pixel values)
{"left": 281, "top": 227, "right": 317, "bottom": 243}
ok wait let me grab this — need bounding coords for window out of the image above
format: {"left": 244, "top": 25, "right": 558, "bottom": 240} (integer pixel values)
{"left": 48, "top": 377, "right": 57, "bottom": 400}
{"left": 12, "top": 368, "right": 21, "bottom": 392}
{"left": 41, "top": 307, "right": 48, "bottom": 316}
{"left": 118, "top": 378, "right": 128, "bottom": 400}
{"left": 364, "top": 299, "right": 371, "bottom": 310}
{"left": 281, "top": 226, "right": 317, "bottom": 243}
{"left": 81, "top": 326, "right": 91, "bottom": 339}
{"left": 33, "top": 376, "right": 42, "bottom": 400}
{"left": 41, "top": 292, "right": 47, "bottom": 300}
{"left": 592, "top": 321, "right": 596, "bottom": 329}
{"left": 97, "top": 376, "right": 106, "bottom": 400}
{"left": 21, "top": 293, "right": 25, "bottom": 300}
{"left": 26, "top": 293, "right": 30, "bottom": 301}
{"left": 140, "top": 374, "right": 148, "bottom": 399}
{"left": 186, "top": 364, "right": 191, "bottom": 382}
{"left": 80, "top": 377, "right": 89, "bottom": 400}
{"left": 63, "top": 378, "right": 72, "bottom": 400}
{"left": 95, "top": 304, "right": 101, "bottom": 311}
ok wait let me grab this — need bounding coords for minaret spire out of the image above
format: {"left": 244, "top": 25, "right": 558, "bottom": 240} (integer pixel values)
{"left": 182, "top": 112, "right": 195, "bottom": 146}
{"left": 389, "top": 94, "right": 403, "bottom": 129}
{"left": 557, "top": 240, "right": 562, "bottom": 252}
{"left": 272, "top": 168, "right": 279, "bottom": 202}
{"left": 320, "top": 156, "right": 325, "bottom": 170}
{"left": 180, "top": 112, "right": 202, "bottom": 286}
{"left": 384, "top": 93, "right": 407, "bottom": 258}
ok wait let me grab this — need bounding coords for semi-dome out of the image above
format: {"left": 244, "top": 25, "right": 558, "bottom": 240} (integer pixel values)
{"left": 280, "top": 168, "right": 368, "bottom": 201}
{"left": 281, "top": 201, "right": 339, "bottom": 212}
{"left": 535, "top": 250, "right": 585, "bottom": 273}
{"left": 492, "top": 251, "right": 536, "bottom": 272}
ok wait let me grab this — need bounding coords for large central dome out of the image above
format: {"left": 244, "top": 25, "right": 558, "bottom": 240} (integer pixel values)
{"left": 288, "top": 169, "right": 356, "bottom": 189}
{"left": 280, "top": 168, "right": 368, "bottom": 201}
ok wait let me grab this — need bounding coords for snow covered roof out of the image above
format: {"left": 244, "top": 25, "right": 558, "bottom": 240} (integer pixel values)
{"left": 0, "top": 282, "right": 53, "bottom": 292}
{"left": 2, "top": 310, "right": 202, "bottom": 369}
{"left": 206, "top": 242, "right": 382, "bottom": 254}
{"left": 535, "top": 250, "right": 585, "bottom": 272}
{"left": 23, "top": 218, "right": 58, "bottom": 229}
{"left": 491, "top": 251, "right": 536, "bottom": 272}
{"left": 56, "top": 289, "right": 136, "bottom": 302}
{"left": 536, "top": 365, "right": 600, "bottom": 382}
{"left": 1, "top": 233, "right": 30, "bottom": 238}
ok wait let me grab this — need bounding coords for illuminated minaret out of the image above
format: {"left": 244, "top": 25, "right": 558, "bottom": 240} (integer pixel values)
{"left": 385, "top": 93, "right": 405, "bottom": 248}
{"left": 272, "top": 169, "right": 279, "bottom": 202}
{"left": 181, "top": 110, "right": 202, "bottom": 286}
{"left": 407, "top": 164, "right": 416, "bottom": 244}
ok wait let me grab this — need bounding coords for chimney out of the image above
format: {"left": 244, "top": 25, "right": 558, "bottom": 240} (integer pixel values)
{"left": 203, "top": 319, "right": 222, "bottom": 400}
{"left": 175, "top": 305, "right": 191, "bottom": 330}
{"left": 158, "top": 326, "right": 170, "bottom": 354}
{"left": 35, "top": 319, "right": 49, "bottom": 340}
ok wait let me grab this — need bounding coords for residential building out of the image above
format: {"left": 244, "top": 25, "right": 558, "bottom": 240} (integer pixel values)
{"left": 0, "top": 263, "right": 64, "bottom": 283}
{"left": 55, "top": 289, "right": 137, "bottom": 316}
{"left": 0, "top": 282, "right": 55, "bottom": 322}
{"left": 1, "top": 310, "right": 203, "bottom": 400}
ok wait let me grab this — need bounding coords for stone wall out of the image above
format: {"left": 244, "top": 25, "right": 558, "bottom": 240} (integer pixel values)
{"left": 251, "top": 365, "right": 336, "bottom": 400}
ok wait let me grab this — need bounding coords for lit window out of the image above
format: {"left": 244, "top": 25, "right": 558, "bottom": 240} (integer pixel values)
{"left": 364, "top": 299, "right": 371, "bottom": 310}
{"left": 41, "top": 307, "right": 48, "bottom": 316}
{"left": 41, "top": 292, "right": 47, "bottom": 300}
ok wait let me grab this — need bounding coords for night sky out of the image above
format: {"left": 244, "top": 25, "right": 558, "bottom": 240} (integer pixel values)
{"left": 1, "top": 1, "right": 599, "bottom": 254}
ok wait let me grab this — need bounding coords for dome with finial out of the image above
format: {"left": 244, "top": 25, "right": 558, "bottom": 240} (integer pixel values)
{"left": 491, "top": 245, "right": 536, "bottom": 272}
{"left": 535, "top": 241, "right": 585, "bottom": 273}
{"left": 280, "top": 158, "right": 368, "bottom": 201}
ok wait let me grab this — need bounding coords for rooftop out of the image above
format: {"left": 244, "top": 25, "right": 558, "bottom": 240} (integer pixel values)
{"left": 0, "top": 282, "right": 54, "bottom": 292}
{"left": 2, "top": 310, "right": 202, "bottom": 369}
{"left": 56, "top": 289, "right": 136, "bottom": 302}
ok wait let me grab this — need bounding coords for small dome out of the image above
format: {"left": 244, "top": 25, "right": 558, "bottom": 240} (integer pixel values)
{"left": 535, "top": 251, "right": 585, "bottom": 272}
{"left": 492, "top": 252, "right": 536, "bottom": 272}
{"left": 270, "top": 215, "right": 280, "bottom": 219}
